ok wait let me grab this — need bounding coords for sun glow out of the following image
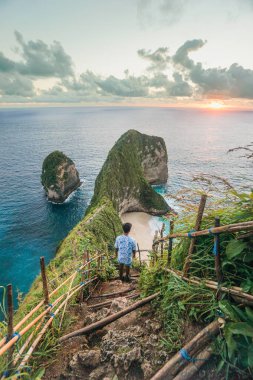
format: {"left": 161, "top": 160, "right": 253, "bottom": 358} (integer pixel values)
{"left": 208, "top": 101, "right": 224, "bottom": 109}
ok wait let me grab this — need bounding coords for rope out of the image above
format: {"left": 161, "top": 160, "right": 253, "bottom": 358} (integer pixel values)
{"left": 213, "top": 240, "right": 219, "bottom": 256}
{"left": 5, "top": 331, "right": 21, "bottom": 343}
{"left": 179, "top": 348, "right": 207, "bottom": 363}
{"left": 216, "top": 309, "right": 225, "bottom": 318}
{"left": 208, "top": 228, "right": 219, "bottom": 255}
{"left": 187, "top": 230, "right": 196, "bottom": 238}
{"left": 12, "top": 332, "right": 21, "bottom": 341}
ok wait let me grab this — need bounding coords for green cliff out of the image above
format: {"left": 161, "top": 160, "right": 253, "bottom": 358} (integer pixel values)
{"left": 0, "top": 130, "right": 170, "bottom": 374}
{"left": 41, "top": 151, "right": 81, "bottom": 203}
{"left": 89, "top": 130, "right": 170, "bottom": 215}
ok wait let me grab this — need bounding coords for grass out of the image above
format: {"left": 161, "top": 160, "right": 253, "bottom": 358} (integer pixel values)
{"left": 139, "top": 184, "right": 253, "bottom": 378}
{"left": 0, "top": 198, "right": 122, "bottom": 377}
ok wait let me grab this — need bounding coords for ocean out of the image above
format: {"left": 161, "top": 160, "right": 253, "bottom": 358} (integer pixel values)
{"left": 0, "top": 106, "right": 252, "bottom": 306}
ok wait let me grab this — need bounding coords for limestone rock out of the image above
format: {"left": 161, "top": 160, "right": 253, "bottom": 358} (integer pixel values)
{"left": 88, "top": 364, "right": 116, "bottom": 380}
{"left": 88, "top": 130, "right": 170, "bottom": 216}
{"left": 110, "top": 297, "right": 129, "bottom": 313}
{"left": 141, "top": 360, "right": 153, "bottom": 379}
{"left": 41, "top": 150, "right": 81, "bottom": 203}
{"left": 78, "top": 349, "right": 101, "bottom": 368}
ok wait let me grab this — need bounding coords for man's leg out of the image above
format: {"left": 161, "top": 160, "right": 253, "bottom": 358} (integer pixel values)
{"left": 119, "top": 263, "right": 124, "bottom": 281}
{"left": 125, "top": 265, "right": 131, "bottom": 282}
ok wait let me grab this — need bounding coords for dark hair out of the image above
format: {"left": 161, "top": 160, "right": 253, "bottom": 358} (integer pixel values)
{"left": 122, "top": 223, "right": 132, "bottom": 233}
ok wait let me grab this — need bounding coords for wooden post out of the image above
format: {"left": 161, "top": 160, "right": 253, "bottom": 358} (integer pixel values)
{"left": 7, "top": 284, "right": 14, "bottom": 368}
{"left": 152, "top": 231, "right": 158, "bottom": 266}
{"left": 214, "top": 217, "right": 223, "bottom": 288}
{"left": 40, "top": 257, "right": 49, "bottom": 305}
{"left": 97, "top": 253, "right": 100, "bottom": 271}
{"left": 160, "top": 223, "right": 165, "bottom": 259}
{"left": 80, "top": 252, "right": 87, "bottom": 302}
{"left": 100, "top": 255, "right": 103, "bottom": 268}
{"left": 82, "top": 251, "right": 87, "bottom": 282}
{"left": 87, "top": 251, "right": 91, "bottom": 295}
{"left": 137, "top": 243, "right": 141, "bottom": 265}
{"left": 167, "top": 220, "right": 174, "bottom": 267}
{"left": 183, "top": 194, "right": 207, "bottom": 276}
{"left": 87, "top": 251, "right": 90, "bottom": 280}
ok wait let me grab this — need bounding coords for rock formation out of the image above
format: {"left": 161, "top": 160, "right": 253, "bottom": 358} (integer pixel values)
{"left": 41, "top": 151, "right": 81, "bottom": 203}
{"left": 89, "top": 129, "right": 170, "bottom": 215}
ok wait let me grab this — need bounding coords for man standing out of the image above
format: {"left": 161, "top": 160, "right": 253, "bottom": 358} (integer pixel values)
{"left": 115, "top": 223, "right": 136, "bottom": 282}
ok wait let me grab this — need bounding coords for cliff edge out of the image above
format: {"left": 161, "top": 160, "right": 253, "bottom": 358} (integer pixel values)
{"left": 89, "top": 130, "right": 170, "bottom": 215}
{"left": 41, "top": 151, "right": 81, "bottom": 203}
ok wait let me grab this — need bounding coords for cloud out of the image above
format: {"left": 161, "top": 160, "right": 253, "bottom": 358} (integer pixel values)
{"left": 97, "top": 75, "right": 149, "bottom": 97}
{"left": 173, "top": 39, "right": 206, "bottom": 69}
{"left": 61, "top": 69, "right": 192, "bottom": 100}
{"left": 190, "top": 63, "right": 253, "bottom": 99}
{"left": 0, "top": 52, "right": 16, "bottom": 72}
{"left": 137, "top": 48, "right": 170, "bottom": 71}
{"left": 62, "top": 71, "right": 149, "bottom": 99}
{"left": 14, "top": 32, "right": 74, "bottom": 77}
{"left": 0, "top": 73, "right": 34, "bottom": 97}
{"left": 169, "top": 72, "right": 193, "bottom": 96}
{"left": 173, "top": 39, "right": 253, "bottom": 99}
{"left": 1, "top": 33, "right": 253, "bottom": 104}
{"left": 137, "top": 0, "right": 189, "bottom": 27}
{"left": 0, "top": 32, "right": 74, "bottom": 100}
{"left": 0, "top": 32, "right": 74, "bottom": 78}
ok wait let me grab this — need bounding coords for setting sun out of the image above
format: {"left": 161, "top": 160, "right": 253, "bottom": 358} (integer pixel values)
{"left": 208, "top": 101, "right": 224, "bottom": 109}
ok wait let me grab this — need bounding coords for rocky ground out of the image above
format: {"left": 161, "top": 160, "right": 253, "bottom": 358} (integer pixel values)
{"left": 43, "top": 273, "right": 169, "bottom": 380}
{"left": 43, "top": 274, "right": 225, "bottom": 380}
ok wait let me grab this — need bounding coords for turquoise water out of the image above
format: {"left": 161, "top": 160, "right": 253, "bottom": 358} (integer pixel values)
{"left": 0, "top": 106, "right": 252, "bottom": 307}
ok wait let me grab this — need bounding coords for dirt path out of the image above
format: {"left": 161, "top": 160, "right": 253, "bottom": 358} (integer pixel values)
{"left": 43, "top": 272, "right": 168, "bottom": 380}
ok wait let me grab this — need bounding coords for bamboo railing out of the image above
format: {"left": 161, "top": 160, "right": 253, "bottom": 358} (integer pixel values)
{"left": 0, "top": 250, "right": 108, "bottom": 378}
{"left": 150, "top": 196, "right": 253, "bottom": 379}
{"left": 152, "top": 195, "right": 253, "bottom": 303}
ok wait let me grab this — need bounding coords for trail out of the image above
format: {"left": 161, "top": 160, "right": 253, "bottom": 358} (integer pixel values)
{"left": 43, "top": 271, "right": 168, "bottom": 380}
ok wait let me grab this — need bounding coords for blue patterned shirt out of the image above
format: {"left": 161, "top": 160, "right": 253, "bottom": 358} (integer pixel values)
{"left": 115, "top": 235, "right": 137, "bottom": 265}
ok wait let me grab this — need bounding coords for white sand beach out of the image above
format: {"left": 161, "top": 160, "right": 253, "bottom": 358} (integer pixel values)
{"left": 121, "top": 212, "right": 164, "bottom": 260}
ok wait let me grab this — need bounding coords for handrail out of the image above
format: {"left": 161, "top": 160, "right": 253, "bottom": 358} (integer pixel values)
{"left": 0, "top": 253, "right": 104, "bottom": 350}
{"left": 153, "top": 220, "right": 253, "bottom": 245}
{"left": 0, "top": 250, "right": 110, "bottom": 377}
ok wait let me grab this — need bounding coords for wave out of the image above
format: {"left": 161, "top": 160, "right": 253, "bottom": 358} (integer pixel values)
{"left": 47, "top": 179, "right": 86, "bottom": 205}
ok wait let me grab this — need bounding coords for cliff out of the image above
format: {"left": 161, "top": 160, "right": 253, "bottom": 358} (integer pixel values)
{"left": 15, "top": 197, "right": 122, "bottom": 320}
{"left": 41, "top": 151, "right": 81, "bottom": 203}
{"left": 1, "top": 131, "right": 172, "bottom": 376}
{"left": 89, "top": 130, "right": 170, "bottom": 215}
{"left": 15, "top": 130, "right": 169, "bottom": 321}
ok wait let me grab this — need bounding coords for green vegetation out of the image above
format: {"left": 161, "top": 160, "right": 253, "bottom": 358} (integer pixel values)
{"left": 89, "top": 129, "right": 169, "bottom": 214}
{"left": 217, "top": 300, "right": 253, "bottom": 375}
{"left": 140, "top": 183, "right": 253, "bottom": 378}
{"left": 41, "top": 150, "right": 73, "bottom": 189}
{"left": 0, "top": 198, "right": 122, "bottom": 376}
{"left": 1, "top": 129, "right": 172, "bottom": 376}
{"left": 140, "top": 264, "right": 217, "bottom": 352}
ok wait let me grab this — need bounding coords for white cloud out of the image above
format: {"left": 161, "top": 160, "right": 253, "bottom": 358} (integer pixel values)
{"left": 1, "top": 33, "right": 253, "bottom": 104}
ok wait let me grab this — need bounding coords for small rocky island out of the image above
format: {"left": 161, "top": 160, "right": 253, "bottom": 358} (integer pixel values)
{"left": 90, "top": 129, "right": 170, "bottom": 215}
{"left": 41, "top": 151, "right": 81, "bottom": 203}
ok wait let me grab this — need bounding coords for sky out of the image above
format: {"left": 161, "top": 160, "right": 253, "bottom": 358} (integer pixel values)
{"left": 1, "top": 0, "right": 253, "bottom": 108}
